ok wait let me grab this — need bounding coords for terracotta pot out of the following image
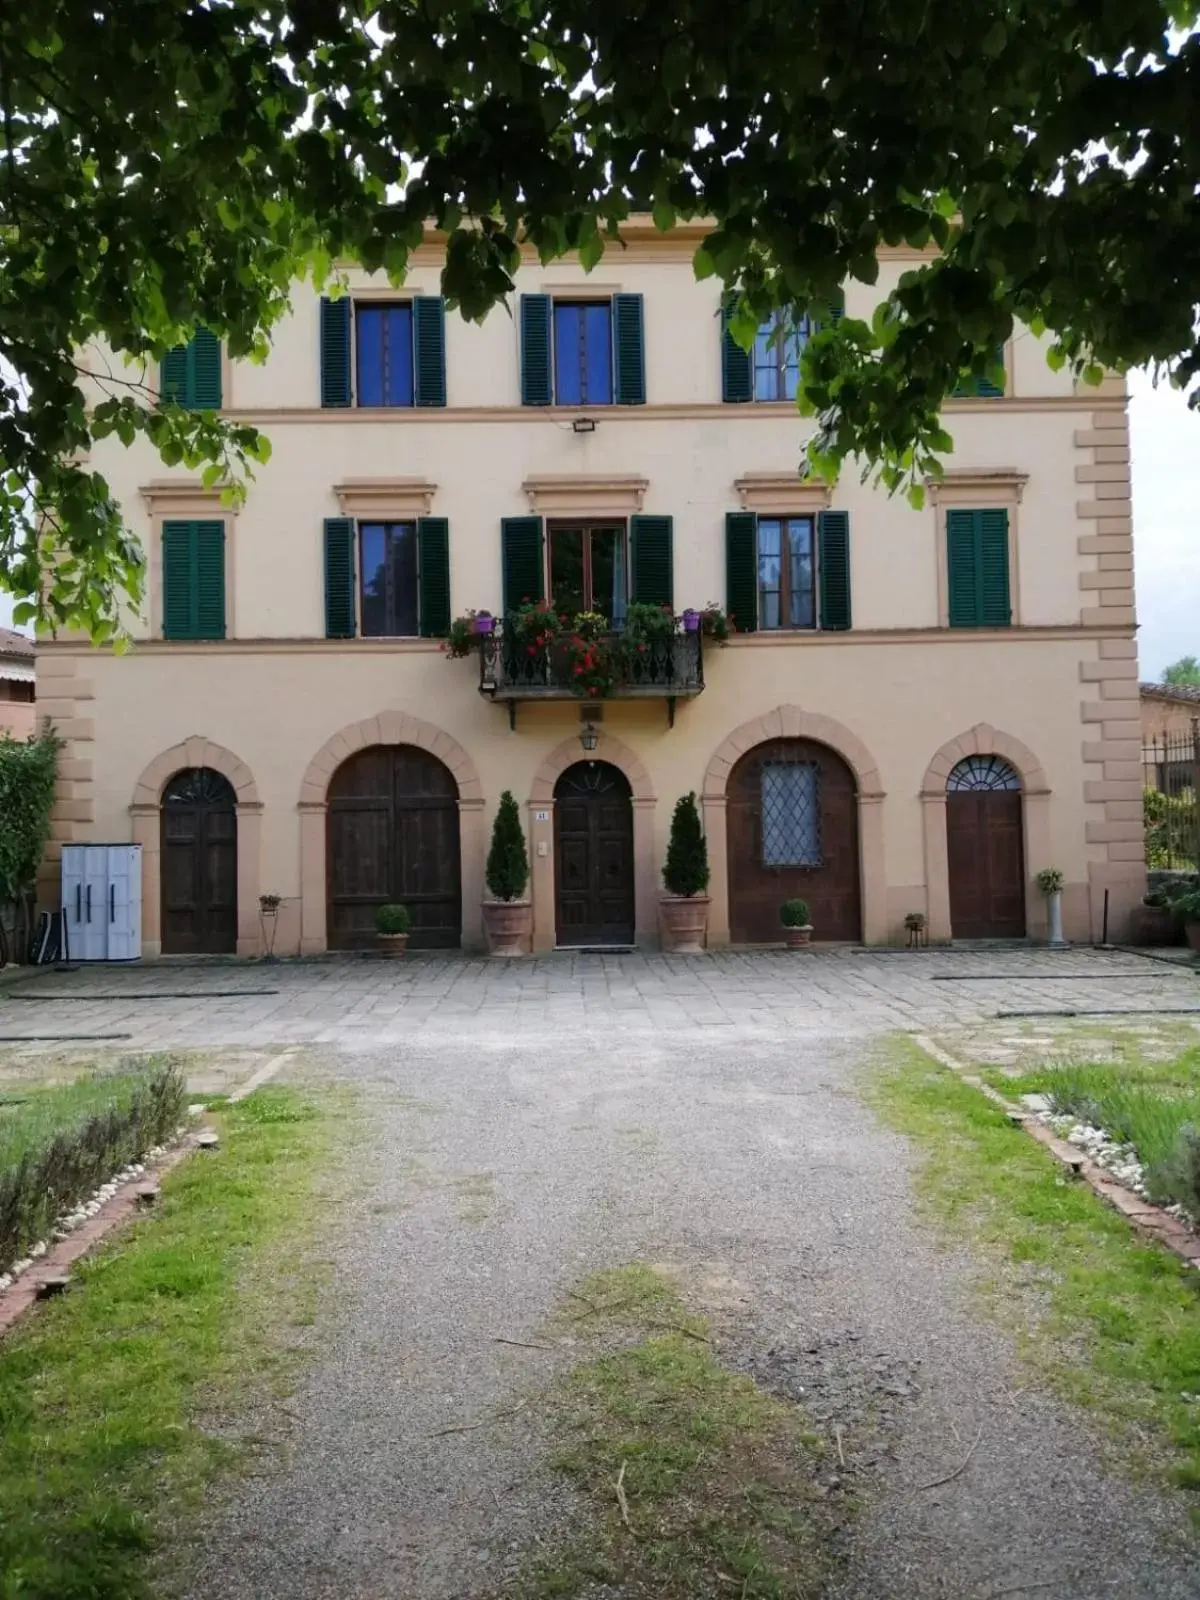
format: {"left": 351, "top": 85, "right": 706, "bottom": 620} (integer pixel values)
{"left": 783, "top": 924, "right": 813, "bottom": 949}
{"left": 483, "top": 899, "right": 532, "bottom": 957}
{"left": 659, "top": 895, "right": 710, "bottom": 953}
{"left": 1186, "top": 921, "right": 1200, "bottom": 954}
{"left": 377, "top": 932, "right": 408, "bottom": 959}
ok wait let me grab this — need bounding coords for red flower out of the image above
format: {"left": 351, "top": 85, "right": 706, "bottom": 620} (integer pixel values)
{"left": 588, "top": 686, "right": 599, "bottom": 696}
{"left": 536, "top": 635, "right": 545, "bottom": 646}
{"left": 637, "top": 642, "right": 646, "bottom": 653}
{"left": 573, "top": 665, "right": 583, "bottom": 676}
{"left": 526, "top": 645, "right": 536, "bottom": 656}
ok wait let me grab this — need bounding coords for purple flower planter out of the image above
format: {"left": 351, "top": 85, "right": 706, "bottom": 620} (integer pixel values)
{"left": 474, "top": 614, "right": 496, "bottom": 635}
{"left": 682, "top": 609, "right": 701, "bottom": 633}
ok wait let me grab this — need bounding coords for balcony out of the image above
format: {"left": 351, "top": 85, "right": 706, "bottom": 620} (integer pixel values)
{"left": 478, "top": 615, "right": 705, "bottom": 727}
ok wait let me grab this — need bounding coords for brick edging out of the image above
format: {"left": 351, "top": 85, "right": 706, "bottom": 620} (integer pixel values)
{"left": 0, "top": 1134, "right": 199, "bottom": 1335}
{"left": 912, "top": 1035, "right": 1200, "bottom": 1269}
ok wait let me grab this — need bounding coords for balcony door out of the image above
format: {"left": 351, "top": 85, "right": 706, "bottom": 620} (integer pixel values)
{"left": 549, "top": 522, "right": 627, "bottom": 624}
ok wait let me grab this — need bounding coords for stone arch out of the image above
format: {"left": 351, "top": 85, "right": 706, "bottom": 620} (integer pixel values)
{"left": 296, "top": 712, "right": 485, "bottom": 954}
{"left": 132, "top": 735, "right": 260, "bottom": 809}
{"left": 529, "top": 732, "right": 655, "bottom": 806}
{"left": 128, "top": 737, "right": 261, "bottom": 958}
{"left": 919, "top": 723, "right": 1051, "bottom": 943}
{"left": 921, "top": 723, "right": 1049, "bottom": 798}
{"left": 299, "top": 711, "right": 482, "bottom": 805}
{"left": 702, "top": 705, "right": 884, "bottom": 801}
{"left": 525, "top": 733, "right": 656, "bottom": 951}
{"left": 699, "top": 706, "right": 886, "bottom": 947}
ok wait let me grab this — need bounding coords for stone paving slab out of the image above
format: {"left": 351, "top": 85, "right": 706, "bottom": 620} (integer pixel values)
{"left": 0, "top": 947, "right": 1197, "bottom": 1055}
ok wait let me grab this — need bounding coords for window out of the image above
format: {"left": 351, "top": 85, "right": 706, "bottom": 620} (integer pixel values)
{"left": 159, "top": 329, "right": 221, "bottom": 410}
{"left": 554, "top": 303, "right": 613, "bottom": 406}
{"left": 356, "top": 304, "right": 414, "bottom": 407}
{"left": 953, "top": 347, "right": 1006, "bottom": 398}
{"left": 754, "top": 311, "right": 810, "bottom": 401}
{"left": 757, "top": 516, "right": 816, "bottom": 630}
{"left": 360, "top": 522, "right": 420, "bottom": 635}
{"left": 761, "top": 762, "right": 821, "bottom": 866}
{"left": 946, "top": 508, "right": 1011, "bottom": 628}
{"left": 549, "top": 522, "right": 627, "bottom": 623}
{"left": 162, "top": 520, "right": 225, "bottom": 640}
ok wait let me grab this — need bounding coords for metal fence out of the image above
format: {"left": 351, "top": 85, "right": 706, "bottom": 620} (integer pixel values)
{"left": 1143, "top": 721, "right": 1200, "bottom": 869}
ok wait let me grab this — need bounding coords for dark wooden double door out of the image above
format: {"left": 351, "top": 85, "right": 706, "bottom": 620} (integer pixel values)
{"left": 327, "top": 745, "right": 462, "bottom": 949}
{"left": 947, "top": 791, "right": 1026, "bottom": 938}
{"left": 728, "top": 739, "right": 861, "bottom": 943}
{"left": 161, "top": 768, "right": 238, "bottom": 954}
{"left": 554, "top": 762, "right": 635, "bottom": 947}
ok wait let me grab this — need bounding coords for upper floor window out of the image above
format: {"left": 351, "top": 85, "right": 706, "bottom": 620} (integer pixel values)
{"left": 757, "top": 516, "right": 815, "bottom": 629}
{"left": 162, "top": 519, "right": 226, "bottom": 640}
{"left": 356, "top": 305, "right": 414, "bottom": 408}
{"left": 159, "top": 329, "right": 221, "bottom": 411}
{"left": 725, "top": 510, "right": 851, "bottom": 633}
{"left": 520, "top": 293, "right": 645, "bottom": 407}
{"left": 548, "top": 521, "right": 627, "bottom": 623}
{"left": 953, "top": 348, "right": 1006, "bottom": 398}
{"left": 554, "top": 304, "right": 613, "bottom": 407}
{"left": 319, "top": 295, "right": 446, "bottom": 408}
{"left": 360, "top": 521, "right": 419, "bottom": 635}
{"left": 946, "top": 508, "right": 1011, "bottom": 628}
{"left": 753, "top": 312, "right": 811, "bottom": 402}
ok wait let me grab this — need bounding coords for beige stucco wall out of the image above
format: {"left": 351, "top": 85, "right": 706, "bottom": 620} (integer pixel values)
{"left": 1141, "top": 693, "right": 1200, "bottom": 745}
{"left": 50, "top": 228, "right": 1143, "bottom": 952}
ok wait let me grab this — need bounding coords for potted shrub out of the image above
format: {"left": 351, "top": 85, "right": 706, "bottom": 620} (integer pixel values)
{"left": 1170, "top": 887, "right": 1200, "bottom": 953}
{"left": 1035, "top": 867, "right": 1067, "bottom": 947}
{"left": 904, "top": 910, "right": 927, "bottom": 949}
{"left": 258, "top": 892, "right": 282, "bottom": 960}
{"left": 483, "top": 790, "right": 532, "bottom": 956}
{"left": 1130, "top": 889, "right": 1182, "bottom": 947}
{"left": 780, "top": 898, "right": 813, "bottom": 949}
{"left": 375, "top": 902, "right": 410, "bottom": 958}
{"left": 659, "top": 792, "right": 710, "bottom": 952}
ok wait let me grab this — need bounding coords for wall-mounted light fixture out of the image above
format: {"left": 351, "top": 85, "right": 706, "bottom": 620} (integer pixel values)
{"left": 572, "top": 416, "right": 597, "bottom": 435}
{"left": 579, "top": 721, "right": 600, "bottom": 753}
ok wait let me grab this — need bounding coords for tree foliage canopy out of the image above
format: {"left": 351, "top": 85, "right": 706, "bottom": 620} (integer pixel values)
{"left": 4, "top": 0, "right": 1200, "bottom": 631}
{"left": 1163, "top": 656, "right": 1200, "bottom": 687}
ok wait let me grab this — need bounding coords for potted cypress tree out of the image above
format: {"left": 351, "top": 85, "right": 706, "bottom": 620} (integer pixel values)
{"left": 659, "top": 792, "right": 710, "bottom": 952}
{"left": 482, "top": 790, "right": 532, "bottom": 956}
{"left": 375, "top": 903, "right": 410, "bottom": 958}
{"left": 780, "top": 898, "right": 813, "bottom": 949}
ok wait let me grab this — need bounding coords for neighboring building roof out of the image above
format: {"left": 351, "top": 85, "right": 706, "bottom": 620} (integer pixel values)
{"left": 0, "top": 627, "right": 34, "bottom": 684}
{"left": 1141, "top": 681, "right": 1200, "bottom": 703}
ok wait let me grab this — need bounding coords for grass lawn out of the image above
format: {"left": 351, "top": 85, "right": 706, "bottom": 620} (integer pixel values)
{"left": 0, "top": 1085, "right": 349, "bottom": 1600}
{"left": 518, "top": 1265, "right": 837, "bottom": 1599}
{"left": 871, "top": 1040, "right": 1200, "bottom": 1501}
{"left": 979, "top": 1045, "right": 1200, "bottom": 1215}
{"left": 0, "top": 1068, "right": 169, "bottom": 1167}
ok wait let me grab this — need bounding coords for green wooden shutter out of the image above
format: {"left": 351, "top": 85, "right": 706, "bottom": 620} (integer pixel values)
{"left": 320, "top": 296, "right": 353, "bottom": 407}
{"left": 501, "top": 516, "right": 545, "bottom": 611}
{"left": 978, "top": 508, "right": 1011, "bottom": 625}
{"left": 954, "top": 347, "right": 1005, "bottom": 398}
{"left": 520, "top": 295, "right": 552, "bottom": 406}
{"left": 189, "top": 330, "right": 222, "bottom": 409}
{"left": 630, "top": 515, "right": 674, "bottom": 608}
{"left": 162, "top": 521, "right": 196, "bottom": 638}
{"left": 417, "top": 517, "right": 451, "bottom": 636}
{"left": 725, "top": 511, "right": 758, "bottom": 634}
{"left": 194, "top": 521, "right": 226, "bottom": 638}
{"left": 721, "top": 296, "right": 752, "bottom": 403}
{"left": 946, "top": 509, "right": 981, "bottom": 626}
{"left": 413, "top": 296, "right": 447, "bottom": 407}
{"left": 159, "top": 346, "right": 188, "bottom": 405}
{"left": 613, "top": 293, "right": 646, "bottom": 405}
{"left": 818, "top": 510, "right": 851, "bottom": 631}
{"left": 323, "top": 516, "right": 356, "bottom": 637}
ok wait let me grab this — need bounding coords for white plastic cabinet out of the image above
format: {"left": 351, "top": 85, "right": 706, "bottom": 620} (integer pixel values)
{"left": 61, "top": 844, "right": 142, "bottom": 961}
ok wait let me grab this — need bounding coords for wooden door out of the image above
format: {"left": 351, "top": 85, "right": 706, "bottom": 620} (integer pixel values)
{"left": 327, "top": 745, "right": 461, "bottom": 949}
{"left": 160, "top": 768, "right": 238, "bottom": 954}
{"left": 947, "top": 791, "right": 1026, "bottom": 938}
{"left": 727, "top": 739, "right": 861, "bottom": 943}
{"left": 554, "top": 762, "right": 635, "bottom": 946}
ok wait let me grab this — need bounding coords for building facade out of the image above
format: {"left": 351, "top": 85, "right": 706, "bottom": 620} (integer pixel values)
{"left": 41, "top": 221, "right": 1143, "bottom": 955}
{"left": 0, "top": 627, "right": 36, "bottom": 739}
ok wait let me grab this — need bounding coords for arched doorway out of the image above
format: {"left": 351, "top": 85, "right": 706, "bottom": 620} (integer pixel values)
{"left": 947, "top": 755, "right": 1026, "bottom": 938}
{"left": 327, "top": 745, "right": 461, "bottom": 949}
{"left": 160, "top": 768, "right": 238, "bottom": 954}
{"left": 727, "top": 739, "right": 861, "bottom": 943}
{"left": 554, "top": 762, "right": 635, "bottom": 947}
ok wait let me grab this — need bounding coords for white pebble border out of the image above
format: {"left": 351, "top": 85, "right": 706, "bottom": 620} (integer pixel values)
{"left": 1033, "top": 1105, "right": 1197, "bottom": 1233}
{"left": 0, "top": 1123, "right": 191, "bottom": 1294}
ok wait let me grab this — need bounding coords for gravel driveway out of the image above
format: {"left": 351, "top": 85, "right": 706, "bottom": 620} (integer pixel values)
{"left": 171, "top": 953, "right": 1200, "bottom": 1600}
